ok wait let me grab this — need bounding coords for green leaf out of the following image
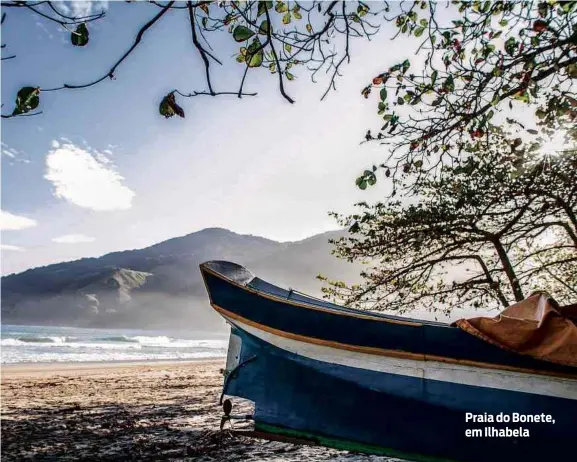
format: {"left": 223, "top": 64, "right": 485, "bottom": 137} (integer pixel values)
{"left": 397, "top": 96, "right": 405, "bottom": 105}
{"left": 355, "top": 177, "right": 367, "bottom": 190}
{"left": 306, "top": 23, "right": 312, "bottom": 33}
{"left": 258, "top": 20, "right": 270, "bottom": 35}
{"left": 13, "top": 87, "right": 40, "bottom": 115}
{"left": 293, "top": 6, "right": 302, "bottom": 20}
{"left": 538, "top": 2, "right": 549, "bottom": 17}
{"left": 431, "top": 70, "right": 438, "bottom": 85}
{"left": 257, "top": 1, "right": 270, "bottom": 17}
{"left": 233, "top": 25, "right": 255, "bottom": 42}
{"left": 285, "top": 71, "right": 294, "bottom": 80}
{"left": 284, "top": 42, "right": 292, "bottom": 53}
{"left": 499, "top": 19, "right": 508, "bottom": 26}
{"left": 282, "top": 11, "right": 291, "bottom": 24}
{"left": 444, "top": 75, "right": 455, "bottom": 92}
{"left": 512, "top": 90, "right": 530, "bottom": 103}
{"left": 71, "top": 23, "right": 89, "bottom": 47}
{"left": 349, "top": 221, "right": 360, "bottom": 233}
{"left": 414, "top": 27, "right": 425, "bottom": 37}
{"left": 275, "top": 1, "right": 288, "bottom": 13}
{"left": 380, "top": 88, "right": 387, "bottom": 101}
{"left": 504, "top": 37, "right": 516, "bottom": 56}
{"left": 246, "top": 38, "right": 264, "bottom": 67}
{"left": 159, "top": 92, "right": 185, "bottom": 119}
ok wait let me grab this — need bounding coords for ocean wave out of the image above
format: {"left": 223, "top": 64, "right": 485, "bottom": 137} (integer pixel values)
{"left": 1, "top": 336, "right": 227, "bottom": 350}
{"left": 1, "top": 339, "right": 26, "bottom": 346}
{"left": 94, "top": 335, "right": 139, "bottom": 343}
{"left": 1, "top": 338, "right": 142, "bottom": 350}
{"left": 1, "top": 336, "right": 75, "bottom": 345}
{"left": 1, "top": 350, "right": 226, "bottom": 364}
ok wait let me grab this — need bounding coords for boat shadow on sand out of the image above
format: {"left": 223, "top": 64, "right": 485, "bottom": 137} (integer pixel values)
{"left": 1, "top": 398, "right": 395, "bottom": 461}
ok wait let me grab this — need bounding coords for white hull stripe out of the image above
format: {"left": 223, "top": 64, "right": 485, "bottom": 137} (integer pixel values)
{"left": 227, "top": 316, "right": 577, "bottom": 401}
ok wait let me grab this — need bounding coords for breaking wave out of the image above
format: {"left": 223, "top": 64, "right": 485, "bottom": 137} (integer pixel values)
{"left": 1, "top": 325, "right": 228, "bottom": 363}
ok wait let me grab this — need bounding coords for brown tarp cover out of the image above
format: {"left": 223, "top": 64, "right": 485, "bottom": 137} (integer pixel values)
{"left": 455, "top": 292, "right": 577, "bottom": 367}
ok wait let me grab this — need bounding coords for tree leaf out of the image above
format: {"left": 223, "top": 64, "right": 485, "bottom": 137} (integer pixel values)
{"left": 282, "top": 11, "right": 291, "bottom": 24}
{"left": 71, "top": 23, "right": 89, "bottom": 47}
{"left": 246, "top": 38, "right": 264, "bottom": 67}
{"left": 414, "top": 27, "right": 425, "bottom": 37}
{"left": 233, "top": 25, "right": 255, "bottom": 42}
{"left": 293, "top": 6, "right": 302, "bottom": 20}
{"left": 275, "top": 1, "right": 288, "bottom": 13}
{"left": 13, "top": 87, "right": 40, "bottom": 115}
{"left": 258, "top": 20, "right": 270, "bottom": 35}
{"left": 444, "top": 75, "right": 455, "bottom": 92}
{"left": 380, "top": 88, "right": 387, "bottom": 101}
{"left": 504, "top": 37, "right": 516, "bottom": 56}
{"left": 349, "top": 221, "right": 360, "bottom": 233}
{"left": 306, "top": 23, "right": 313, "bottom": 33}
{"left": 285, "top": 70, "right": 294, "bottom": 80}
{"left": 257, "top": 1, "right": 269, "bottom": 17}
{"left": 159, "top": 92, "right": 185, "bottom": 119}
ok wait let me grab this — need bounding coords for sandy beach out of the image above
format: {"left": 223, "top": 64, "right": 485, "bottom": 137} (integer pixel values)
{"left": 1, "top": 359, "right": 396, "bottom": 461}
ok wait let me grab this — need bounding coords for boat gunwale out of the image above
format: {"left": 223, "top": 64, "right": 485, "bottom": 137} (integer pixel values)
{"left": 200, "top": 263, "right": 427, "bottom": 327}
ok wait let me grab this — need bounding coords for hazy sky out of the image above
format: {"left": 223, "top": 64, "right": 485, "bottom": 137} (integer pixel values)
{"left": 1, "top": 1, "right": 417, "bottom": 275}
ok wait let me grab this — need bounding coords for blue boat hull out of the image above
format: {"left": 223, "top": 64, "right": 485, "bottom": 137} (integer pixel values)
{"left": 228, "top": 327, "right": 576, "bottom": 462}
{"left": 200, "top": 261, "right": 577, "bottom": 462}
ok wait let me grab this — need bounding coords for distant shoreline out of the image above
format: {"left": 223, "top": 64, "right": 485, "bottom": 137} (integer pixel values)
{"left": 1, "top": 358, "right": 225, "bottom": 377}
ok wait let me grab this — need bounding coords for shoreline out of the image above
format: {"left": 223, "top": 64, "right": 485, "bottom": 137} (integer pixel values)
{"left": 1, "top": 358, "right": 225, "bottom": 377}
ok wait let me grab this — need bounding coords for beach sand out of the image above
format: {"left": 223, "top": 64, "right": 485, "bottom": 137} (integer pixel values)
{"left": 1, "top": 360, "right": 396, "bottom": 461}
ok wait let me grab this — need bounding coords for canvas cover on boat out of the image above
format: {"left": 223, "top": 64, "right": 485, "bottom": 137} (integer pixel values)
{"left": 455, "top": 292, "right": 577, "bottom": 367}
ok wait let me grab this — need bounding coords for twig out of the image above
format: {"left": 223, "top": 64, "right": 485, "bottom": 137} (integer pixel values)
{"left": 264, "top": 5, "right": 294, "bottom": 104}
{"left": 174, "top": 90, "right": 257, "bottom": 98}
{"left": 42, "top": 1, "right": 175, "bottom": 92}
{"left": 187, "top": 1, "right": 218, "bottom": 95}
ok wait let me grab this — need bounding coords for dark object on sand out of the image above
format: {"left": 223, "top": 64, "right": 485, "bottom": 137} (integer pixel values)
{"left": 200, "top": 261, "right": 577, "bottom": 462}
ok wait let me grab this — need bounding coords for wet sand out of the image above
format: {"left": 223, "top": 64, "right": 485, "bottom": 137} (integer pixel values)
{"left": 1, "top": 360, "right": 396, "bottom": 461}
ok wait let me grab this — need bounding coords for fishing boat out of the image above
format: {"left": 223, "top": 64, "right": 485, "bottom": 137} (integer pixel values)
{"left": 200, "top": 260, "right": 577, "bottom": 462}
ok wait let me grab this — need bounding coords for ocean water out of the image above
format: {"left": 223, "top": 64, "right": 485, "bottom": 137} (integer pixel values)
{"left": 0, "top": 324, "right": 228, "bottom": 364}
